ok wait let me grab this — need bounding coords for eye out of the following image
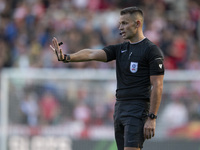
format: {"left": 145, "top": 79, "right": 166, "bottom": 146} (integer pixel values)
{"left": 122, "top": 21, "right": 126, "bottom": 25}
{"left": 119, "top": 22, "right": 126, "bottom": 26}
{"left": 124, "top": 21, "right": 129, "bottom": 25}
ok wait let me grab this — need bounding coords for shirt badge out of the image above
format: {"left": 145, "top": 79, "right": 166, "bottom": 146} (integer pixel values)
{"left": 130, "top": 62, "right": 138, "bottom": 73}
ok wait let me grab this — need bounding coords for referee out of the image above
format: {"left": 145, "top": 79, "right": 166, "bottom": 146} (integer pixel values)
{"left": 50, "top": 6, "right": 164, "bottom": 150}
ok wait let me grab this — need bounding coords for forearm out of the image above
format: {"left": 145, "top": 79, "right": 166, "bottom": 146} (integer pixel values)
{"left": 68, "top": 49, "right": 93, "bottom": 62}
{"left": 149, "top": 86, "right": 163, "bottom": 115}
{"left": 149, "top": 76, "right": 164, "bottom": 115}
{"left": 68, "top": 49, "right": 107, "bottom": 62}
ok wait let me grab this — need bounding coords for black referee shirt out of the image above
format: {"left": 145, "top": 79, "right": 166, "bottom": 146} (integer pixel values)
{"left": 103, "top": 38, "right": 165, "bottom": 101}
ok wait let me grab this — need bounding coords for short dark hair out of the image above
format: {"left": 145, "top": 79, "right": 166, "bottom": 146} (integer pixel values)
{"left": 120, "top": 7, "right": 143, "bottom": 17}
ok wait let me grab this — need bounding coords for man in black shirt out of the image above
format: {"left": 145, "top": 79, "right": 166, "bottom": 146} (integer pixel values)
{"left": 50, "top": 6, "right": 164, "bottom": 150}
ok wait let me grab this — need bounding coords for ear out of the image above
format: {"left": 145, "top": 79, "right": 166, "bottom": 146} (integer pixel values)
{"left": 136, "top": 20, "right": 141, "bottom": 28}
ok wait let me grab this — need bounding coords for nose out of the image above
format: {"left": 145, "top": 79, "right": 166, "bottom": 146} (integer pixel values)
{"left": 119, "top": 24, "right": 123, "bottom": 30}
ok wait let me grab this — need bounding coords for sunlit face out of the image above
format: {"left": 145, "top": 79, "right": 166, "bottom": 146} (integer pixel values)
{"left": 119, "top": 14, "right": 138, "bottom": 40}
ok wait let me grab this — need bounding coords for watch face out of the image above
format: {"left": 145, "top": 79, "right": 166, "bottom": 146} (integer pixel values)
{"left": 149, "top": 113, "right": 157, "bottom": 119}
{"left": 151, "top": 114, "right": 155, "bottom": 119}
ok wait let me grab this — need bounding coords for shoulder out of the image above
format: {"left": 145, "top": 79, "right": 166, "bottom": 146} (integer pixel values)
{"left": 145, "top": 39, "right": 162, "bottom": 52}
{"left": 143, "top": 38, "right": 156, "bottom": 47}
{"left": 136, "top": 38, "right": 157, "bottom": 54}
{"left": 144, "top": 39, "right": 164, "bottom": 58}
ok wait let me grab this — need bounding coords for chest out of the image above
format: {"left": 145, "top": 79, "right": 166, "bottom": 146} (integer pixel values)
{"left": 117, "top": 45, "right": 149, "bottom": 73}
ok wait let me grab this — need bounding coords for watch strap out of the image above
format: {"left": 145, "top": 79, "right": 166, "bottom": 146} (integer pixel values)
{"left": 63, "top": 54, "right": 70, "bottom": 63}
{"left": 148, "top": 113, "right": 157, "bottom": 119}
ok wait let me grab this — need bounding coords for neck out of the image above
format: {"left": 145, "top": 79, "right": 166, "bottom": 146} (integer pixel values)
{"left": 129, "top": 34, "right": 145, "bottom": 43}
{"left": 129, "top": 36, "right": 146, "bottom": 44}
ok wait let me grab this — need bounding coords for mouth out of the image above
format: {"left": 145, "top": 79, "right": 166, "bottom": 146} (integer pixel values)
{"left": 120, "top": 32, "right": 126, "bottom": 37}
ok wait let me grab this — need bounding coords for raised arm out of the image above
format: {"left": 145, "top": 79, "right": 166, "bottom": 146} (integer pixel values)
{"left": 69, "top": 48, "right": 107, "bottom": 62}
{"left": 50, "top": 37, "right": 107, "bottom": 62}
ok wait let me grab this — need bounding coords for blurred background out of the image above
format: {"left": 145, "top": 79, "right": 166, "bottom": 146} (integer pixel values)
{"left": 0, "top": 0, "right": 200, "bottom": 150}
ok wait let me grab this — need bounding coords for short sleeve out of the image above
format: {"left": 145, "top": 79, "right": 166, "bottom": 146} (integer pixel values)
{"left": 147, "top": 45, "right": 165, "bottom": 75}
{"left": 103, "top": 45, "right": 118, "bottom": 62}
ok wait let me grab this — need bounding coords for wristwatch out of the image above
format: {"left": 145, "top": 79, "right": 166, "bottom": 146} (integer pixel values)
{"left": 148, "top": 113, "right": 157, "bottom": 119}
{"left": 63, "top": 54, "right": 70, "bottom": 63}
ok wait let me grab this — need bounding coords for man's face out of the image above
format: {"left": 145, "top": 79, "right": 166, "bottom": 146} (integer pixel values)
{"left": 119, "top": 14, "right": 137, "bottom": 40}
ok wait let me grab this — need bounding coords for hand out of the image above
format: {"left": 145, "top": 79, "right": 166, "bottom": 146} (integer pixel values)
{"left": 143, "top": 118, "right": 156, "bottom": 140}
{"left": 50, "top": 37, "right": 64, "bottom": 61}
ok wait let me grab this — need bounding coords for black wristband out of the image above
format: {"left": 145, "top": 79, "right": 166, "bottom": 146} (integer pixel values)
{"left": 148, "top": 113, "right": 157, "bottom": 119}
{"left": 63, "top": 54, "right": 70, "bottom": 63}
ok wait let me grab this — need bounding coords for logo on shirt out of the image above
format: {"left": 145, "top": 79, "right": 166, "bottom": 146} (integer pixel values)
{"left": 159, "top": 64, "right": 162, "bottom": 69}
{"left": 121, "top": 50, "right": 127, "bottom": 53}
{"left": 130, "top": 62, "right": 138, "bottom": 73}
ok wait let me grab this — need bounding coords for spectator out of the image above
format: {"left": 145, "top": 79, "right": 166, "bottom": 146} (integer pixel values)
{"left": 20, "top": 92, "right": 39, "bottom": 126}
{"left": 0, "top": 0, "right": 198, "bottom": 70}
{"left": 39, "top": 91, "right": 60, "bottom": 125}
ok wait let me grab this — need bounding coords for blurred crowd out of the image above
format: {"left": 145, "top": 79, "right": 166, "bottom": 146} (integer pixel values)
{"left": 0, "top": 0, "right": 199, "bottom": 70}
{"left": 19, "top": 87, "right": 115, "bottom": 127}
{"left": 17, "top": 80, "right": 115, "bottom": 127}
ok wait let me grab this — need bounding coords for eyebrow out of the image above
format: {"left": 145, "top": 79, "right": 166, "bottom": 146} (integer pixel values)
{"left": 119, "top": 20, "right": 129, "bottom": 24}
